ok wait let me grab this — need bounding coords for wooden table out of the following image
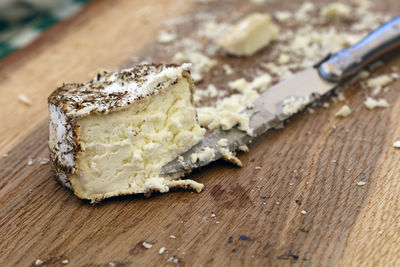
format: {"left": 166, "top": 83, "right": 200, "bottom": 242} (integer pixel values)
{"left": 1, "top": 0, "right": 400, "bottom": 266}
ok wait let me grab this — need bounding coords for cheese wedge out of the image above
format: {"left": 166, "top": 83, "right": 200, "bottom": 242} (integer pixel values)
{"left": 48, "top": 64, "right": 205, "bottom": 203}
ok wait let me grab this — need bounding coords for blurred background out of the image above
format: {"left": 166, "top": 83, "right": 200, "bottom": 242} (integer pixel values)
{"left": 0, "top": 0, "right": 91, "bottom": 58}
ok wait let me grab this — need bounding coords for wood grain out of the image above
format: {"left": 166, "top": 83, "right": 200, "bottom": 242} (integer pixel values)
{"left": 1, "top": 0, "right": 400, "bottom": 266}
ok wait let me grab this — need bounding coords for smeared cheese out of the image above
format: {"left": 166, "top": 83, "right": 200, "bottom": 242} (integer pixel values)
{"left": 197, "top": 74, "right": 272, "bottom": 135}
{"left": 364, "top": 97, "right": 390, "bottom": 109}
{"left": 218, "top": 13, "right": 278, "bottom": 56}
{"left": 335, "top": 105, "right": 352, "bottom": 117}
{"left": 282, "top": 96, "right": 310, "bottom": 116}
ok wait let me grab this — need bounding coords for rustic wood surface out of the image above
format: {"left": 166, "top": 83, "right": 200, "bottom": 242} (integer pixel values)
{"left": 1, "top": 0, "right": 400, "bottom": 266}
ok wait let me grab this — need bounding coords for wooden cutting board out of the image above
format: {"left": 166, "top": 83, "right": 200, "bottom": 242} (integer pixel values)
{"left": 1, "top": 0, "right": 400, "bottom": 266}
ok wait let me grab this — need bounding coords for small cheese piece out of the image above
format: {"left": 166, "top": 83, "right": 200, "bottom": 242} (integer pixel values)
{"left": 190, "top": 147, "right": 216, "bottom": 163}
{"left": 249, "top": 0, "right": 266, "bottom": 4}
{"left": 393, "top": 141, "right": 400, "bottom": 148}
{"left": 159, "top": 247, "right": 167, "bottom": 254}
{"left": 217, "top": 138, "right": 229, "bottom": 147}
{"left": 222, "top": 64, "right": 234, "bottom": 75}
{"left": 274, "top": 11, "right": 292, "bottom": 22}
{"left": 18, "top": 94, "right": 32, "bottom": 106}
{"left": 335, "top": 105, "right": 351, "bottom": 117}
{"left": 218, "top": 13, "right": 278, "bottom": 57}
{"left": 157, "top": 31, "right": 177, "bottom": 43}
{"left": 142, "top": 242, "right": 153, "bottom": 249}
{"left": 364, "top": 97, "right": 390, "bottom": 110}
{"left": 48, "top": 64, "right": 205, "bottom": 203}
{"left": 173, "top": 51, "right": 216, "bottom": 82}
{"left": 278, "top": 53, "right": 290, "bottom": 65}
{"left": 321, "top": 3, "right": 351, "bottom": 22}
{"left": 295, "top": 2, "right": 315, "bottom": 21}
{"left": 367, "top": 75, "right": 393, "bottom": 88}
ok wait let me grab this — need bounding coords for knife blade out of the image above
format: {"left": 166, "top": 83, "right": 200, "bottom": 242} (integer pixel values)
{"left": 161, "top": 15, "right": 400, "bottom": 174}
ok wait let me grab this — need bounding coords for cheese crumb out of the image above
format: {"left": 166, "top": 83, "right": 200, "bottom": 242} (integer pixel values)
{"left": 218, "top": 13, "right": 278, "bottom": 56}
{"left": 321, "top": 3, "right": 351, "bottom": 22}
{"left": 228, "top": 78, "right": 248, "bottom": 92}
{"left": 217, "top": 138, "right": 229, "bottom": 147}
{"left": 295, "top": 2, "right": 315, "bottom": 21}
{"left": 364, "top": 97, "right": 390, "bottom": 109}
{"left": 142, "top": 242, "right": 153, "bottom": 249}
{"left": 157, "top": 31, "right": 177, "bottom": 43}
{"left": 278, "top": 53, "right": 290, "bottom": 65}
{"left": 393, "top": 141, "right": 400, "bottom": 148}
{"left": 39, "top": 157, "right": 50, "bottom": 165}
{"left": 238, "top": 145, "right": 249, "bottom": 152}
{"left": 358, "top": 70, "right": 370, "bottom": 79}
{"left": 335, "top": 105, "right": 351, "bottom": 118}
{"left": 274, "top": 11, "right": 292, "bottom": 22}
{"left": 367, "top": 74, "right": 394, "bottom": 96}
{"left": 159, "top": 247, "right": 167, "bottom": 254}
{"left": 18, "top": 94, "right": 32, "bottom": 106}
{"left": 249, "top": 0, "right": 266, "bottom": 4}
{"left": 222, "top": 64, "right": 234, "bottom": 75}
{"left": 167, "top": 257, "right": 179, "bottom": 264}
{"left": 190, "top": 147, "right": 216, "bottom": 163}
{"left": 356, "top": 181, "right": 366, "bottom": 186}
{"left": 173, "top": 51, "right": 216, "bottom": 82}
{"left": 194, "top": 84, "right": 226, "bottom": 103}
{"left": 34, "top": 259, "right": 44, "bottom": 266}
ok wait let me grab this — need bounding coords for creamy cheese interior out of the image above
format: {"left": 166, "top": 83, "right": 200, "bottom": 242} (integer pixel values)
{"left": 69, "top": 78, "right": 205, "bottom": 200}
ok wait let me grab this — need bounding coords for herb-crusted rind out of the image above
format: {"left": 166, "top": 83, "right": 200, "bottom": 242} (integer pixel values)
{"left": 48, "top": 63, "right": 196, "bottom": 195}
{"left": 48, "top": 63, "right": 193, "bottom": 117}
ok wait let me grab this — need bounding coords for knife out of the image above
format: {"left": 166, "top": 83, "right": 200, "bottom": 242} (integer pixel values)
{"left": 161, "top": 15, "right": 400, "bottom": 174}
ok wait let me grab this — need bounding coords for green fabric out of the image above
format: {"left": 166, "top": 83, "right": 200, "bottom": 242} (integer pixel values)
{"left": 0, "top": 0, "right": 92, "bottom": 59}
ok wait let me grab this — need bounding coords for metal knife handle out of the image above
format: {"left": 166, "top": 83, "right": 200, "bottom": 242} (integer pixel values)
{"left": 318, "top": 16, "right": 400, "bottom": 83}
